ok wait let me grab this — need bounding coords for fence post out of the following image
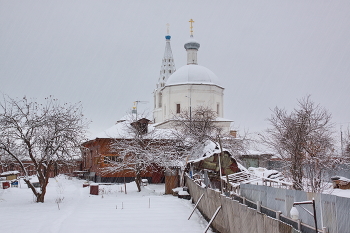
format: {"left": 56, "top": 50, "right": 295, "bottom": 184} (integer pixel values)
{"left": 297, "top": 219, "right": 301, "bottom": 231}
{"left": 257, "top": 201, "right": 261, "bottom": 213}
{"left": 276, "top": 211, "right": 281, "bottom": 220}
{"left": 242, "top": 197, "right": 246, "bottom": 205}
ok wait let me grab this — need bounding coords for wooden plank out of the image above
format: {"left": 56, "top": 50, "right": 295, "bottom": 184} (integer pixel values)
{"left": 188, "top": 193, "right": 204, "bottom": 220}
{"left": 203, "top": 206, "right": 222, "bottom": 233}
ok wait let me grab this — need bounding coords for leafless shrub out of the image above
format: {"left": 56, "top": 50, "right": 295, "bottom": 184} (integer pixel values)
{"left": 260, "top": 96, "right": 337, "bottom": 192}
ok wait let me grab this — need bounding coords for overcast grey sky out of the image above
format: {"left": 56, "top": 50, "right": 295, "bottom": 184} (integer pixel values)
{"left": 1, "top": 1, "right": 349, "bottom": 137}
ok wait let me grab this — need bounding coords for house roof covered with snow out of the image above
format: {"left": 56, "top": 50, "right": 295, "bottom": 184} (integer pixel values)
{"left": 93, "top": 115, "right": 175, "bottom": 140}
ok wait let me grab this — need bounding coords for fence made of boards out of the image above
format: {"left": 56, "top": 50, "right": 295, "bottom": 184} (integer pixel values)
{"left": 185, "top": 176, "right": 301, "bottom": 233}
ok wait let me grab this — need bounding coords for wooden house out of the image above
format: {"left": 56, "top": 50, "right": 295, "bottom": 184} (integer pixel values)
{"left": 80, "top": 117, "right": 178, "bottom": 183}
{"left": 81, "top": 137, "right": 165, "bottom": 183}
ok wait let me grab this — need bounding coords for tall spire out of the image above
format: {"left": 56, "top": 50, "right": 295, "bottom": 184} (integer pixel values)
{"left": 153, "top": 24, "right": 176, "bottom": 122}
{"left": 157, "top": 24, "right": 176, "bottom": 88}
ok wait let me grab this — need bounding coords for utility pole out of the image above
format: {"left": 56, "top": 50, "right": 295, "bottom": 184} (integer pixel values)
{"left": 341, "top": 125, "right": 344, "bottom": 157}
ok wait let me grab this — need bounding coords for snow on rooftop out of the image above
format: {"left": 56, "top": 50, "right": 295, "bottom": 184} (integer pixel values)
{"left": 187, "top": 140, "right": 248, "bottom": 172}
{"left": 215, "top": 117, "right": 233, "bottom": 122}
{"left": 165, "top": 65, "right": 222, "bottom": 87}
{"left": 92, "top": 115, "right": 176, "bottom": 140}
{"left": 0, "top": 171, "right": 20, "bottom": 176}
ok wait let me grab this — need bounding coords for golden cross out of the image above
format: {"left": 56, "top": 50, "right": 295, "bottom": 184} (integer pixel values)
{"left": 189, "top": 19, "right": 194, "bottom": 36}
{"left": 166, "top": 23, "right": 170, "bottom": 34}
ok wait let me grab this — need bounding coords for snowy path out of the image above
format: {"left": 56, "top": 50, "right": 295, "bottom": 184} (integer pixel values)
{"left": 0, "top": 176, "right": 211, "bottom": 233}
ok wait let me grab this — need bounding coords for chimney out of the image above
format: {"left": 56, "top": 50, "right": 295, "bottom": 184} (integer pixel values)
{"left": 230, "top": 130, "right": 237, "bottom": 138}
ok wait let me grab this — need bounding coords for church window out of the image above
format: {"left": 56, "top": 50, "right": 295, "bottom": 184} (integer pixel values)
{"left": 176, "top": 104, "right": 181, "bottom": 114}
{"left": 169, "top": 59, "right": 171, "bottom": 62}
{"left": 163, "top": 70, "right": 165, "bottom": 73}
{"left": 158, "top": 93, "right": 162, "bottom": 107}
{"left": 169, "top": 70, "right": 171, "bottom": 73}
{"left": 217, "top": 104, "right": 219, "bottom": 115}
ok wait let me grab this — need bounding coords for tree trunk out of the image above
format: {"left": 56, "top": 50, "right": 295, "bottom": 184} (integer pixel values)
{"left": 23, "top": 179, "right": 48, "bottom": 203}
{"left": 135, "top": 172, "right": 142, "bottom": 192}
{"left": 36, "top": 193, "right": 45, "bottom": 203}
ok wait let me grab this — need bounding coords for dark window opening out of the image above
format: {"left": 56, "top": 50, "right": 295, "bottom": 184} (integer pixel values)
{"left": 104, "top": 156, "right": 123, "bottom": 164}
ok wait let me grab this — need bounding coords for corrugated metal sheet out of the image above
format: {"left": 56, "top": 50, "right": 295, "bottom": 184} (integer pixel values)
{"left": 266, "top": 185, "right": 277, "bottom": 212}
{"left": 336, "top": 195, "right": 350, "bottom": 233}
{"left": 274, "top": 188, "right": 287, "bottom": 215}
{"left": 241, "top": 183, "right": 350, "bottom": 233}
{"left": 320, "top": 193, "right": 337, "bottom": 233}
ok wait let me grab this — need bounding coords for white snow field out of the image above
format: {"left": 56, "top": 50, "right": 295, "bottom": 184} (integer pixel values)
{"left": 0, "top": 175, "right": 212, "bottom": 233}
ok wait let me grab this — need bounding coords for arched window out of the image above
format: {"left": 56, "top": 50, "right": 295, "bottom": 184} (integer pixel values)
{"left": 176, "top": 104, "right": 180, "bottom": 114}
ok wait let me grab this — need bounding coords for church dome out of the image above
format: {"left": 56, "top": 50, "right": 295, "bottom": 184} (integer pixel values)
{"left": 184, "top": 36, "right": 200, "bottom": 50}
{"left": 165, "top": 64, "right": 221, "bottom": 87}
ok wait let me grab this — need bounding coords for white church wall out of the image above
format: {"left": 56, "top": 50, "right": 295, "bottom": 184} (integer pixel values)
{"left": 162, "top": 84, "right": 224, "bottom": 121}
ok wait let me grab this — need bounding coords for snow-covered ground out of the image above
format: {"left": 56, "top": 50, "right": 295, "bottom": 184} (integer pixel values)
{"left": 0, "top": 176, "right": 212, "bottom": 233}
{"left": 323, "top": 187, "right": 350, "bottom": 198}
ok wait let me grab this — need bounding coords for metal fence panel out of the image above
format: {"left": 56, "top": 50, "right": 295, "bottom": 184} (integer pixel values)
{"left": 314, "top": 193, "right": 324, "bottom": 231}
{"left": 292, "top": 189, "right": 315, "bottom": 228}
{"left": 285, "top": 189, "right": 295, "bottom": 218}
{"left": 302, "top": 192, "right": 321, "bottom": 230}
{"left": 320, "top": 193, "right": 337, "bottom": 233}
{"left": 274, "top": 187, "right": 287, "bottom": 215}
{"left": 266, "top": 185, "right": 277, "bottom": 212}
{"left": 336, "top": 195, "right": 350, "bottom": 233}
{"left": 249, "top": 185, "right": 259, "bottom": 202}
{"left": 259, "top": 185, "right": 268, "bottom": 207}
{"left": 240, "top": 183, "right": 253, "bottom": 201}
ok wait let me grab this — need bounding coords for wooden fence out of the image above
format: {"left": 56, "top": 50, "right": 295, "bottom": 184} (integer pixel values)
{"left": 185, "top": 176, "right": 300, "bottom": 233}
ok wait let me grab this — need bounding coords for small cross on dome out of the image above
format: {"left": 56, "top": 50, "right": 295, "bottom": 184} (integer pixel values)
{"left": 189, "top": 19, "right": 194, "bottom": 36}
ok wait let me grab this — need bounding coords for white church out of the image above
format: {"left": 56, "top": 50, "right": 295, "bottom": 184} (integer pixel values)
{"left": 94, "top": 20, "right": 234, "bottom": 138}
{"left": 152, "top": 21, "right": 233, "bottom": 134}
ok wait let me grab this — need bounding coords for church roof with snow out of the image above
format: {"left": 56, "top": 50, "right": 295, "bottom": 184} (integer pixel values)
{"left": 165, "top": 64, "right": 222, "bottom": 87}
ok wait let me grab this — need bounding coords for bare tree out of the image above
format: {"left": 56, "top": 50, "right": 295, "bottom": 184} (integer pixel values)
{"left": 260, "top": 96, "right": 337, "bottom": 192}
{"left": 343, "top": 127, "right": 350, "bottom": 162}
{"left": 172, "top": 106, "right": 248, "bottom": 160}
{"left": 171, "top": 106, "right": 249, "bottom": 188}
{"left": 102, "top": 114, "right": 181, "bottom": 192}
{"left": 0, "top": 96, "right": 88, "bottom": 202}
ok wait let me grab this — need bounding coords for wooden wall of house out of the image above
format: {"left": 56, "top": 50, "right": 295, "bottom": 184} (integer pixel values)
{"left": 81, "top": 138, "right": 165, "bottom": 183}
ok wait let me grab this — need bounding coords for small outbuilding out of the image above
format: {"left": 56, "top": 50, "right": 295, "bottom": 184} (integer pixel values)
{"left": 331, "top": 176, "right": 350, "bottom": 189}
{"left": 0, "top": 171, "right": 19, "bottom": 181}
